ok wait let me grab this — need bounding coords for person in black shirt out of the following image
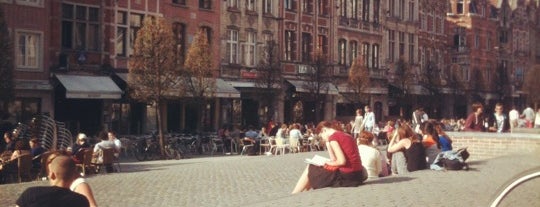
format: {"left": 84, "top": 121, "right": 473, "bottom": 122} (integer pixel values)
{"left": 16, "top": 154, "right": 89, "bottom": 207}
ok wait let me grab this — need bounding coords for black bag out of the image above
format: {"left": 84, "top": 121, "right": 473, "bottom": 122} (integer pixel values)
{"left": 434, "top": 147, "right": 470, "bottom": 171}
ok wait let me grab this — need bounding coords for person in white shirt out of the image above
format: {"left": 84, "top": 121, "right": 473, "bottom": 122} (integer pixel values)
{"left": 509, "top": 106, "right": 519, "bottom": 132}
{"left": 351, "top": 109, "right": 364, "bottom": 139}
{"left": 107, "top": 131, "right": 122, "bottom": 158}
{"left": 363, "top": 105, "right": 376, "bottom": 132}
{"left": 521, "top": 106, "right": 535, "bottom": 128}
{"left": 357, "top": 131, "right": 384, "bottom": 179}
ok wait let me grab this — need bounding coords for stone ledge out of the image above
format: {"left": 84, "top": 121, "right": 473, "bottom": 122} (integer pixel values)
{"left": 447, "top": 132, "right": 540, "bottom": 160}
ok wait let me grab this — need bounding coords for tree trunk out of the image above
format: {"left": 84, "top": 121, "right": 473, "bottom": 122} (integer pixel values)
{"left": 156, "top": 101, "right": 165, "bottom": 157}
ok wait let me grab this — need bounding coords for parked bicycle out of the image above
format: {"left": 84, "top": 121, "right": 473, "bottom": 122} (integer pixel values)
{"left": 133, "top": 137, "right": 161, "bottom": 161}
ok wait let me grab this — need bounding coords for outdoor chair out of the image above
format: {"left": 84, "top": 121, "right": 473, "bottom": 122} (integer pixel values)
{"left": 4, "top": 154, "right": 33, "bottom": 183}
{"left": 211, "top": 137, "right": 225, "bottom": 156}
{"left": 76, "top": 149, "right": 95, "bottom": 176}
{"left": 239, "top": 139, "right": 254, "bottom": 156}
{"left": 259, "top": 137, "right": 271, "bottom": 155}
{"left": 92, "top": 148, "right": 115, "bottom": 173}
{"left": 274, "top": 137, "right": 290, "bottom": 155}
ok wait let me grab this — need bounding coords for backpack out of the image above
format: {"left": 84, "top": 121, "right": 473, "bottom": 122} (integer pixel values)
{"left": 431, "top": 147, "right": 470, "bottom": 171}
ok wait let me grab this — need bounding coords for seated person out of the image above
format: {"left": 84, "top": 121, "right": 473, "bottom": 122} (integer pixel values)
{"left": 435, "top": 123, "right": 453, "bottom": 152}
{"left": 29, "top": 138, "right": 45, "bottom": 169}
{"left": 387, "top": 124, "right": 427, "bottom": 175}
{"left": 243, "top": 125, "right": 260, "bottom": 155}
{"left": 421, "top": 121, "right": 442, "bottom": 165}
{"left": 291, "top": 121, "right": 367, "bottom": 194}
{"left": 1, "top": 132, "right": 15, "bottom": 161}
{"left": 16, "top": 153, "right": 90, "bottom": 207}
{"left": 1, "top": 140, "right": 32, "bottom": 182}
{"left": 72, "top": 133, "right": 91, "bottom": 164}
{"left": 108, "top": 131, "right": 122, "bottom": 158}
{"left": 93, "top": 131, "right": 115, "bottom": 172}
{"left": 357, "top": 131, "right": 382, "bottom": 179}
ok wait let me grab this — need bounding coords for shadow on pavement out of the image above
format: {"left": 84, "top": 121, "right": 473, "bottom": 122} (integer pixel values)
{"left": 467, "top": 160, "right": 488, "bottom": 166}
{"left": 114, "top": 161, "right": 203, "bottom": 174}
{"left": 365, "top": 176, "right": 416, "bottom": 185}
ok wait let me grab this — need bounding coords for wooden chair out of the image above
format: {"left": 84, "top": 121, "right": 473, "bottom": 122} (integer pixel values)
{"left": 4, "top": 154, "right": 33, "bottom": 183}
{"left": 76, "top": 149, "right": 94, "bottom": 176}
{"left": 92, "top": 148, "right": 115, "bottom": 173}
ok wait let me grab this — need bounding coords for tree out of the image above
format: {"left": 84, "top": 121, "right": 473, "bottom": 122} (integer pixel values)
{"left": 128, "top": 17, "right": 179, "bottom": 156}
{"left": 494, "top": 62, "right": 510, "bottom": 102}
{"left": 303, "top": 49, "right": 332, "bottom": 122}
{"left": 182, "top": 30, "right": 215, "bottom": 132}
{"left": 393, "top": 57, "right": 415, "bottom": 117}
{"left": 347, "top": 56, "right": 370, "bottom": 108}
{"left": 0, "top": 6, "right": 14, "bottom": 117}
{"left": 523, "top": 65, "right": 540, "bottom": 108}
{"left": 255, "top": 40, "right": 282, "bottom": 124}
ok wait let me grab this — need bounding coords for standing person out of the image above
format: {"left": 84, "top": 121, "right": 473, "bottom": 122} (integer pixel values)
{"left": 350, "top": 109, "right": 364, "bottom": 139}
{"left": 16, "top": 154, "right": 90, "bottom": 207}
{"left": 291, "top": 121, "right": 367, "bottom": 194}
{"left": 363, "top": 105, "right": 376, "bottom": 133}
{"left": 412, "top": 107, "right": 428, "bottom": 134}
{"left": 521, "top": 106, "right": 535, "bottom": 128}
{"left": 509, "top": 106, "right": 519, "bottom": 132}
{"left": 487, "top": 103, "right": 510, "bottom": 133}
{"left": 535, "top": 108, "right": 540, "bottom": 128}
{"left": 463, "top": 102, "right": 485, "bottom": 132}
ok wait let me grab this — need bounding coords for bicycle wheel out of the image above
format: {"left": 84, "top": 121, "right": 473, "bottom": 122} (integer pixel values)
{"left": 133, "top": 146, "right": 146, "bottom": 161}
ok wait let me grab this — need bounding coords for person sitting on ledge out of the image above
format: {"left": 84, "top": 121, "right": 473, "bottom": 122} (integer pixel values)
{"left": 291, "top": 121, "right": 367, "bottom": 194}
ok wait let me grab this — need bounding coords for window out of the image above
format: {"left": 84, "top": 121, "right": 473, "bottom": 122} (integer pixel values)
{"left": 388, "top": 30, "right": 395, "bottom": 61}
{"left": 462, "top": 67, "right": 469, "bottom": 81}
{"left": 457, "top": 0, "right": 464, "bottom": 14}
{"left": 226, "top": 30, "right": 239, "bottom": 64}
{"left": 351, "top": 0, "right": 358, "bottom": 19}
{"left": 247, "top": 0, "right": 256, "bottom": 11}
{"left": 172, "top": 0, "right": 186, "bottom": 5}
{"left": 116, "top": 11, "right": 127, "bottom": 56}
{"left": 228, "top": 0, "right": 240, "bottom": 8}
{"left": 301, "top": 33, "right": 312, "bottom": 62}
{"left": 474, "top": 34, "right": 480, "bottom": 49}
{"left": 6, "top": 98, "right": 40, "bottom": 124}
{"left": 15, "top": 0, "right": 43, "bottom": 7}
{"left": 349, "top": 41, "right": 358, "bottom": 66}
{"left": 16, "top": 31, "right": 41, "bottom": 70}
{"left": 318, "top": 0, "right": 329, "bottom": 16}
{"left": 303, "top": 0, "right": 313, "bottom": 14}
{"left": 173, "top": 23, "right": 186, "bottom": 64}
{"left": 199, "top": 0, "right": 211, "bottom": 9}
{"left": 469, "top": 1, "right": 478, "bottom": 14}
{"left": 362, "top": 42, "right": 370, "bottom": 68}
{"left": 285, "top": 0, "right": 296, "bottom": 11}
{"left": 128, "top": 13, "right": 144, "bottom": 56}
{"left": 263, "top": 0, "right": 272, "bottom": 14}
{"left": 399, "top": 0, "right": 405, "bottom": 19}
{"left": 389, "top": 0, "right": 395, "bottom": 17}
{"left": 317, "top": 35, "right": 328, "bottom": 56}
{"left": 373, "top": 0, "right": 380, "bottom": 23}
{"left": 200, "top": 26, "right": 212, "bottom": 45}
{"left": 408, "top": 34, "right": 414, "bottom": 63}
{"left": 362, "top": 0, "right": 369, "bottom": 21}
{"left": 486, "top": 35, "right": 491, "bottom": 50}
{"left": 372, "top": 44, "right": 379, "bottom": 69}
{"left": 338, "top": 39, "right": 346, "bottom": 65}
{"left": 338, "top": 0, "right": 346, "bottom": 17}
{"left": 62, "top": 3, "right": 100, "bottom": 51}
{"left": 408, "top": 1, "right": 414, "bottom": 21}
{"left": 398, "top": 32, "right": 405, "bottom": 56}
{"left": 285, "top": 30, "right": 296, "bottom": 61}
{"left": 244, "top": 31, "right": 256, "bottom": 66}
{"left": 516, "top": 68, "right": 524, "bottom": 82}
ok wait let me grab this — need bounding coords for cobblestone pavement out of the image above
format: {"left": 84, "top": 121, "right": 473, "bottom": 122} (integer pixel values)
{"left": 1, "top": 151, "right": 539, "bottom": 207}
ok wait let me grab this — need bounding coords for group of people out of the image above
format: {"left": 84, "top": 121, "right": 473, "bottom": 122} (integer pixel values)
{"left": 463, "top": 103, "right": 540, "bottom": 132}
{"left": 0, "top": 132, "right": 46, "bottom": 184}
{"left": 291, "top": 114, "right": 455, "bottom": 194}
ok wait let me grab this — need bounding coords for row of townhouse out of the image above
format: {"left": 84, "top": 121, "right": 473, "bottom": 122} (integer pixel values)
{"left": 1, "top": 0, "right": 539, "bottom": 136}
